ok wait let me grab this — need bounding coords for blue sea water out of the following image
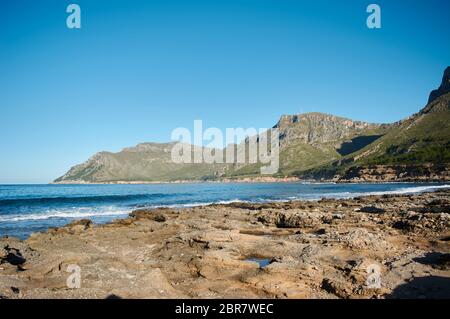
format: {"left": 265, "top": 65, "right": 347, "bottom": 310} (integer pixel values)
{"left": 0, "top": 182, "right": 448, "bottom": 239}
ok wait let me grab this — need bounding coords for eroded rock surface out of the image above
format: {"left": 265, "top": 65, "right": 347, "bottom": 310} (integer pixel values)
{"left": 0, "top": 191, "right": 449, "bottom": 299}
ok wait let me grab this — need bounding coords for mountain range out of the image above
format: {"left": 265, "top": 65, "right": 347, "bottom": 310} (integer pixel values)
{"left": 55, "top": 67, "right": 450, "bottom": 183}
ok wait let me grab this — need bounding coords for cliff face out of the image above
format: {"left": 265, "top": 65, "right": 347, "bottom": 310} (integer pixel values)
{"left": 275, "top": 113, "right": 384, "bottom": 144}
{"left": 428, "top": 66, "right": 450, "bottom": 104}
{"left": 275, "top": 112, "right": 385, "bottom": 147}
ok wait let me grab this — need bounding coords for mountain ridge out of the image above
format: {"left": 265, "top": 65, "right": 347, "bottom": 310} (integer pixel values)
{"left": 55, "top": 67, "right": 450, "bottom": 183}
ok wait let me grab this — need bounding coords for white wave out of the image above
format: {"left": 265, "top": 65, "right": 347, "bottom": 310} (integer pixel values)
{"left": 273, "top": 185, "right": 450, "bottom": 201}
{"left": 147, "top": 198, "right": 244, "bottom": 209}
{"left": 216, "top": 199, "right": 244, "bottom": 204}
{"left": 173, "top": 202, "right": 214, "bottom": 208}
{"left": 367, "top": 184, "right": 450, "bottom": 196}
{"left": 0, "top": 207, "right": 130, "bottom": 222}
{"left": 149, "top": 185, "right": 450, "bottom": 208}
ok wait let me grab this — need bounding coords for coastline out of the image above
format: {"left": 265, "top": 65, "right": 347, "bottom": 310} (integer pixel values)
{"left": 1, "top": 190, "right": 449, "bottom": 299}
{"left": 50, "top": 177, "right": 305, "bottom": 185}
{"left": 50, "top": 176, "right": 450, "bottom": 185}
{"left": 51, "top": 162, "right": 450, "bottom": 185}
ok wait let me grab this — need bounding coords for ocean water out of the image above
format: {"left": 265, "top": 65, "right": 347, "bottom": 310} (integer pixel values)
{"left": 0, "top": 182, "right": 448, "bottom": 239}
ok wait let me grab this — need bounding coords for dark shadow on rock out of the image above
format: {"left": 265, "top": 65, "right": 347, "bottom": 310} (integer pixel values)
{"left": 1, "top": 246, "right": 26, "bottom": 266}
{"left": 359, "top": 206, "right": 385, "bottom": 214}
{"left": 105, "top": 294, "right": 122, "bottom": 299}
{"left": 392, "top": 220, "right": 414, "bottom": 231}
{"left": 10, "top": 287, "right": 20, "bottom": 294}
{"left": 387, "top": 276, "right": 450, "bottom": 299}
{"left": 337, "top": 135, "right": 383, "bottom": 156}
{"left": 413, "top": 252, "right": 450, "bottom": 270}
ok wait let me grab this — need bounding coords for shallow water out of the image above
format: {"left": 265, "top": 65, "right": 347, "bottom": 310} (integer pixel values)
{"left": 0, "top": 182, "right": 448, "bottom": 239}
{"left": 246, "top": 258, "right": 272, "bottom": 268}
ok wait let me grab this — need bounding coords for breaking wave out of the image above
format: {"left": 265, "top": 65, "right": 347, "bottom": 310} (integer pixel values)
{"left": 0, "top": 207, "right": 130, "bottom": 222}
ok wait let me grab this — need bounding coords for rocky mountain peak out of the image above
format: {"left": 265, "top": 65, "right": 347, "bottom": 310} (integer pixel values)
{"left": 276, "top": 112, "right": 375, "bottom": 129}
{"left": 274, "top": 112, "right": 381, "bottom": 146}
{"left": 428, "top": 66, "right": 450, "bottom": 104}
{"left": 122, "top": 142, "right": 174, "bottom": 153}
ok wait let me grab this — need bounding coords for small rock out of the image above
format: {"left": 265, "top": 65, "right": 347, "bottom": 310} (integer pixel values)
{"left": 130, "top": 209, "right": 167, "bottom": 222}
{"left": 359, "top": 206, "right": 385, "bottom": 214}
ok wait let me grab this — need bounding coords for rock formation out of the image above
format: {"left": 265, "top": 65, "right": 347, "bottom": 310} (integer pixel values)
{"left": 429, "top": 66, "right": 450, "bottom": 103}
{"left": 1, "top": 191, "right": 449, "bottom": 299}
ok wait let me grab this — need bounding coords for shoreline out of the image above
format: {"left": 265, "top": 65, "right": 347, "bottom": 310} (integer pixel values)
{"left": 50, "top": 178, "right": 450, "bottom": 185}
{"left": 51, "top": 163, "right": 450, "bottom": 185}
{"left": 1, "top": 183, "right": 449, "bottom": 241}
{"left": 1, "top": 190, "right": 449, "bottom": 299}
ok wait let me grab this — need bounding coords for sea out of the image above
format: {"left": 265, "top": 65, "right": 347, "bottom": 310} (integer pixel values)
{"left": 0, "top": 182, "right": 449, "bottom": 239}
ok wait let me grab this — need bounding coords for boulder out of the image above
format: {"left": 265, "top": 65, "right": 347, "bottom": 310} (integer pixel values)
{"left": 130, "top": 208, "right": 168, "bottom": 222}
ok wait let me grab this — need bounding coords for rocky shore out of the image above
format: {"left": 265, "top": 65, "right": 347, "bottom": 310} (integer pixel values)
{"left": 336, "top": 164, "right": 450, "bottom": 183}
{"left": 52, "top": 164, "right": 450, "bottom": 185}
{"left": 1, "top": 190, "right": 449, "bottom": 299}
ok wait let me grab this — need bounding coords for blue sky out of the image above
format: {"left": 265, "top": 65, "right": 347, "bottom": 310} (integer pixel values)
{"left": 0, "top": 0, "right": 449, "bottom": 183}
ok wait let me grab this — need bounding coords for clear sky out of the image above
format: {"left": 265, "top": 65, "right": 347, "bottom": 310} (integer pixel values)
{"left": 0, "top": 0, "right": 449, "bottom": 183}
